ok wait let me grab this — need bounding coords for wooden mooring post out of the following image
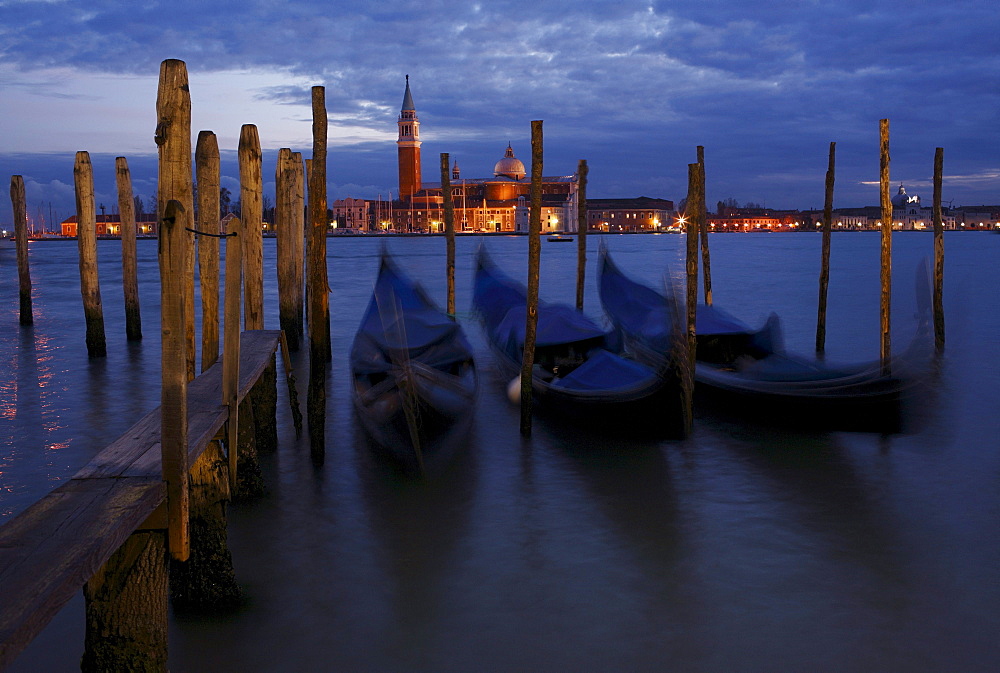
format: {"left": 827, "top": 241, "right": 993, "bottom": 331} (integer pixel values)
{"left": 932, "top": 147, "right": 945, "bottom": 353}
{"left": 519, "top": 120, "right": 543, "bottom": 437}
{"left": 9, "top": 175, "right": 33, "bottom": 325}
{"left": 115, "top": 157, "right": 142, "bottom": 341}
{"left": 196, "top": 131, "right": 221, "bottom": 371}
{"left": 277, "top": 147, "right": 305, "bottom": 348}
{"left": 683, "top": 163, "right": 703, "bottom": 434}
{"left": 240, "top": 124, "right": 264, "bottom": 333}
{"left": 879, "top": 119, "right": 892, "bottom": 374}
{"left": 73, "top": 151, "right": 107, "bottom": 358}
{"left": 308, "top": 85, "right": 331, "bottom": 362}
{"left": 239, "top": 124, "right": 278, "bottom": 456}
{"left": 307, "top": 86, "right": 330, "bottom": 459}
{"left": 816, "top": 141, "right": 836, "bottom": 355}
{"left": 160, "top": 200, "right": 191, "bottom": 562}
{"left": 155, "top": 58, "right": 196, "bottom": 381}
{"left": 441, "top": 153, "right": 456, "bottom": 316}
{"left": 697, "top": 146, "right": 713, "bottom": 306}
{"left": 575, "top": 159, "right": 588, "bottom": 312}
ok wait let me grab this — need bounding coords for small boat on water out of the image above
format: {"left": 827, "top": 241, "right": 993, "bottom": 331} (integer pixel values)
{"left": 547, "top": 233, "right": 573, "bottom": 242}
{"left": 350, "top": 251, "right": 477, "bottom": 471}
{"left": 597, "top": 248, "right": 926, "bottom": 430}
{"left": 0, "top": 236, "right": 14, "bottom": 251}
{"left": 472, "top": 247, "right": 685, "bottom": 435}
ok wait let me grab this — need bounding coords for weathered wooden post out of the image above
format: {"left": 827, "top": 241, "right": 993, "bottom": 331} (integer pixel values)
{"left": 308, "top": 86, "right": 331, "bottom": 361}
{"left": 932, "top": 147, "right": 945, "bottom": 353}
{"left": 9, "top": 176, "right": 32, "bottom": 325}
{"left": 519, "top": 120, "right": 543, "bottom": 437}
{"left": 222, "top": 215, "right": 243, "bottom": 487}
{"left": 697, "top": 146, "right": 712, "bottom": 306}
{"left": 683, "top": 163, "right": 702, "bottom": 434}
{"left": 277, "top": 147, "right": 305, "bottom": 347}
{"left": 307, "top": 86, "right": 330, "bottom": 460}
{"left": 879, "top": 119, "right": 892, "bottom": 374}
{"left": 155, "top": 58, "right": 195, "bottom": 381}
{"left": 575, "top": 159, "right": 588, "bottom": 311}
{"left": 441, "top": 152, "right": 456, "bottom": 316}
{"left": 81, "top": 529, "right": 168, "bottom": 672}
{"left": 159, "top": 200, "right": 190, "bottom": 562}
{"left": 115, "top": 157, "right": 142, "bottom": 341}
{"left": 816, "top": 141, "right": 836, "bottom": 354}
{"left": 239, "top": 124, "right": 278, "bottom": 455}
{"left": 222, "top": 215, "right": 264, "bottom": 498}
{"left": 239, "top": 124, "right": 264, "bottom": 332}
{"left": 73, "top": 151, "right": 107, "bottom": 358}
{"left": 196, "top": 131, "right": 221, "bottom": 371}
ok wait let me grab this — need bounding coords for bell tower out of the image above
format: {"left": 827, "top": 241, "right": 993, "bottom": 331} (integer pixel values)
{"left": 397, "top": 75, "right": 422, "bottom": 200}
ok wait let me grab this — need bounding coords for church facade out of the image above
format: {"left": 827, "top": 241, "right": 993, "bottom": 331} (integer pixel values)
{"left": 334, "top": 77, "right": 580, "bottom": 234}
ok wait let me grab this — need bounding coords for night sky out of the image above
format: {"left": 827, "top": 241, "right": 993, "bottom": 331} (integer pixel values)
{"left": 2, "top": 0, "right": 999, "bottom": 227}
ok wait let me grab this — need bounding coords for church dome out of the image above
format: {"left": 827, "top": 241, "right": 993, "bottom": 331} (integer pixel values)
{"left": 494, "top": 144, "right": 526, "bottom": 180}
{"left": 891, "top": 183, "right": 919, "bottom": 207}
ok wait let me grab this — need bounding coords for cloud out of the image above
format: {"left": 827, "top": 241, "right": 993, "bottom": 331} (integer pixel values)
{"left": 1, "top": 0, "right": 998, "bottom": 219}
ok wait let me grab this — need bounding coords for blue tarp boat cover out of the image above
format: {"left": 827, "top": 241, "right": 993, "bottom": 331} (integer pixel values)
{"left": 550, "top": 348, "right": 655, "bottom": 391}
{"left": 474, "top": 251, "right": 607, "bottom": 357}
{"left": 351, "top": 256, "right": 473, "bottom": 376}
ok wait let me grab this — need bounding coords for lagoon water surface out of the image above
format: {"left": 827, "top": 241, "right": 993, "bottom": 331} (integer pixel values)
{"left": 2, "top": 232, "right": 999, "bottom": 672}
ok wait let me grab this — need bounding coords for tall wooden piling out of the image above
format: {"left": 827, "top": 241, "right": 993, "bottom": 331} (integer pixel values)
{"left": 73, "top": 151, "right": 107, "bottom": 358}
{"left": 115, "top": 157, "right": 142, "bottom": 341}
{"left": 222, "top": 215, "right": 243, "bottom": 486}
{"left": 697, "top": 146, "right": 713, "bottom": 306}
{"left": 276, "top": 147, "right": 304, "bottom": 348}
{"left": 519, "top": 120, "right": 543, "bottom": 437}
{"left": 307, "top": 86, "right": 330, "bottom": 459}
{"left": 932, "top": 147, "right": 945, "bottom": 353}
{"left": 9, "top": 176, "right": 32, "bottom": 325}
{"left": 155, "top": 59, "right": 195, "bottom": 381}
{"left": 308, "top": 86, "right": 331, "bottom": 362}
{"left": 683, "top": 163, "right": 702, "bottom": 433}
{"left": 441, "top": 153, "right": 456, "bottom": 316}
{"left": 239, "top": 125, "right": 278, "bottom": 454}
{"left": 816, "top": 141, "right": 836, "bottom": 354}
{"left": 239, "top": 124, "right": 264, "bottom": 332}
{"left": 196, "top": 131, "right": 221, "bottom": 371}
{"left": 575, "top": 159, "right": 588, "bottom": 311}
{"left": 159, "top": 200, "right": 190, "bottom": 562}
{"left": 879, "top": 119, "right": 892, "bottom": 373}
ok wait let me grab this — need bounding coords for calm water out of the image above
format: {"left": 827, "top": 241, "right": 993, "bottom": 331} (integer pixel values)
{"left": 2, "top": 232, "right": 999, "bottom": 672}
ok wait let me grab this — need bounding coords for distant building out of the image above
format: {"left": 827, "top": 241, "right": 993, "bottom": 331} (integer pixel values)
{"left": 331, "top": 197, "right": 369, "bottom": 231}
{"left": 708, "top": 206, "right": 801, "bottom": 232}
{"left": 952, "top": 206, "right": 999, "bottom": 230}
{"left": 61, "top": 214, "right": 159, "bottom": 237}
{"left": 585, "top": 197, "right": 675, "bottom": 232}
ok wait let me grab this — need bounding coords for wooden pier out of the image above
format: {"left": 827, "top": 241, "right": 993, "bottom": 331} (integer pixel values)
{"left": 0, "top": 330, "right": 282, "bottom": 670}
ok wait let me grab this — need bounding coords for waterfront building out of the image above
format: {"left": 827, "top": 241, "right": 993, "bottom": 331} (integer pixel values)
{"left": 60, "top": 214, "right": 159, "bottom": 237}
{"left": 331, "top": 197, "right": 369, "bottom": 232}
{"left": 952, "top": 206, "right": 1000, "bottom": 229}
{"left": 585, "top": 197, "right": 675, "bottom": 232}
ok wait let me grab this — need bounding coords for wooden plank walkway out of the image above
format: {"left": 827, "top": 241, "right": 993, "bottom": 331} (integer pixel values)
{"left": 0, "top": 330, "right": 282, "bottom": 670}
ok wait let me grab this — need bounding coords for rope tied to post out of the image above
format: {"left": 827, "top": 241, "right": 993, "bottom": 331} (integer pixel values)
{"left": 185, "top": 227, "right": 237, "bottom": 238}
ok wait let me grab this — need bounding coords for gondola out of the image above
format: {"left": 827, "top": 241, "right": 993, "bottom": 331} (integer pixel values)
{"left": 472, "top": 247, "right": 685, "bottom": 435}
{"left": 350, "top": 251, "right": 477, "bottom": 471}
{"left": 597, "top": 248, "right": 925, "bottom": 429}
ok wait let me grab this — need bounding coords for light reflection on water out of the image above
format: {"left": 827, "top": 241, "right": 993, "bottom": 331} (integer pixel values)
{"left": 2, "top": 233, "right": 999, "bottom": 672}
